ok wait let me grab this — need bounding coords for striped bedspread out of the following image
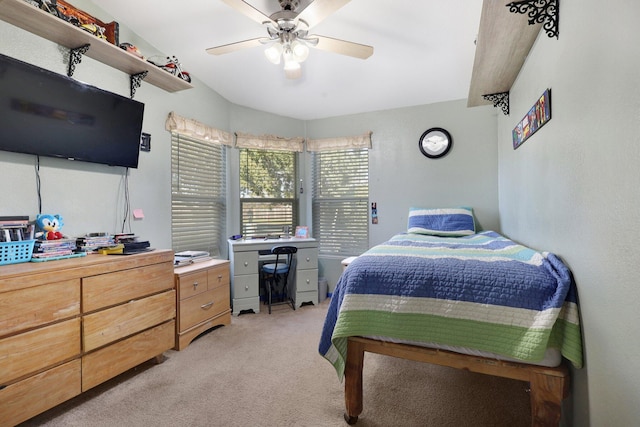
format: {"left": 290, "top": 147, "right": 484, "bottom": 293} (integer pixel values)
{"left": 319, "top": 231, "right": 583, "bottom": 379}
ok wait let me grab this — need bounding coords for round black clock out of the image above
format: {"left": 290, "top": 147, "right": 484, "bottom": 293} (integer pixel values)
{"left": 418, "top": 128, "right": 452, "bottom": 159}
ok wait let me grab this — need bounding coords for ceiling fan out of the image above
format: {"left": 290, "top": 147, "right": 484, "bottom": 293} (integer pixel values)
{"left": 206, "top": 0, "right": 374, "bottom": 79}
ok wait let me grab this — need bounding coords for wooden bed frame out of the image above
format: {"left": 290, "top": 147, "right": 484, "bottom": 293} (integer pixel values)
{"left": 343, "top": 337, "right": 570, "bottom": 427}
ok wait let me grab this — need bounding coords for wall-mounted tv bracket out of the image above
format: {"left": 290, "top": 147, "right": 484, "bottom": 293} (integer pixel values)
{"left": 506, "top": 0, "right": 559, "bottom": 39}
{"left": 482, "top": 92, "right": 510, "bottom": 116}
{"left": 68, "top": 44, "right": 90, "bottom": 77}
{"left": 130, "top": 71, "right": 148, "bottom": 99}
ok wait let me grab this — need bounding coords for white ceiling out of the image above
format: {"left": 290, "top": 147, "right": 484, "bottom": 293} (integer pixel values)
{"left": 92, "top": 0, "right": 483, "bottom": 121}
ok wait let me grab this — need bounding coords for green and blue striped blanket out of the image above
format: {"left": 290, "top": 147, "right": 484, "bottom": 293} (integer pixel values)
{"left": 319, "top": 231, "right": 583, "bottom": 379}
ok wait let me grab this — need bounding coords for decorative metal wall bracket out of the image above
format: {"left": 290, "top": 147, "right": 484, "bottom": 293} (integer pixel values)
{"left": 68, "top": 44, "right": 91, "bottom": 77}
{"left": 506, "top": 0, "right": 559, "bottom": 39}
{"left": 130, "top": 71, "right": 148, "bottom": 99}
{"left": 483, "top": 92, "right": 510, "bottom": 116}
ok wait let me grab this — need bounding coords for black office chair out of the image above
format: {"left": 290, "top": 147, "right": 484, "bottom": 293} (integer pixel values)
{"left": 261, "top": 246, "right": 297, "bottom": 314}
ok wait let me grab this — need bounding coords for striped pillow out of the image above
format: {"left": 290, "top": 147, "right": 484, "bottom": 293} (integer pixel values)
{"left": 407, "top": 207, "right": 476, "bottom": 236}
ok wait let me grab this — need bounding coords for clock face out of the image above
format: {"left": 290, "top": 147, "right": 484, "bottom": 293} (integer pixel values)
{"left": 419, "top": 128, "right": 452, "bottom": 159}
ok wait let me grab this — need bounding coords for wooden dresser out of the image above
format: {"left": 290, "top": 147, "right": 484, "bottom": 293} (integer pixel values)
{"left": 0, "top": 250, "right": 175, "bottom": 426}
{"left": 174, "top": 259, "right": 231, "bottom": 350}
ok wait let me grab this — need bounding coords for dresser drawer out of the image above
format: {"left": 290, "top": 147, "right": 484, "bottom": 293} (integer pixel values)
{"left": 0, "top": 278, "right": 80, "bottom": 338}
{"left": 177, "top": 269, "right": 208, "bottom": 300}
{"left": 82, "top": 321, "right": 175, "bottom": 391}
{"left": 233, "top": 252, "right": 259, "bottom": 275}
{"left": 0, "top": 359, "right": 81, "bottom": 427}
{"left": 296, "top": 268, "right": 318, "bottom": 292}
{"left": 83, "top": 290, "right": 176, "bottom": 352}
{"left": 0, "top": 317, "right": 81, "bottom": 385}
{"left": 297, "top": 248, "right": 318, "bottom": 270}
{"left": 82, "top": 262, "right": 175, "bottom": 312}
{"left": 179, "top": 286, "right": 230, "bottom": 332}
{"left": 208, "top": 264, "right": 230, "bottom": 290}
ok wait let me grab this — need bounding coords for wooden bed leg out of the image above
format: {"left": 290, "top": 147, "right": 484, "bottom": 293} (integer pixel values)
{"left": 344, "top": 338, "right": 365, "bottom": 425}
{"left": 529, "top": 369, "right": 569, "bottom": 427}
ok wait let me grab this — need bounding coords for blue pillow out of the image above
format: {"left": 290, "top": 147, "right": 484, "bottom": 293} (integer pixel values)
{"left": 407, "top": 207, "right": 476, "bottom": 236}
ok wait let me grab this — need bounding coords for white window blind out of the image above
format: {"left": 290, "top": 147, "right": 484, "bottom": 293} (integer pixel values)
{"left": 312, "top": 148, "right": 369, "bottom": 256}
{"left": 240, "top": 148, "right": 297, "bottom": 238}
{"left": 171, "top": 133, "right": 226, "bottom": 256}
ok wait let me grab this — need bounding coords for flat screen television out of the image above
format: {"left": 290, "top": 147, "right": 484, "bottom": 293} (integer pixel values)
{"left": 0, "top": 53, "right": 144, "bottom": 168}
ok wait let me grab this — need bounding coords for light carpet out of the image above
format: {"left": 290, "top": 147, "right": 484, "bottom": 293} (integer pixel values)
{"left": 20, "top": 299, "right": 530, "bottom": 427}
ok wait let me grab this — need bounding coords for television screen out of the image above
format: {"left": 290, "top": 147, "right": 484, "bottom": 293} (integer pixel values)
{"left": 0, "top": 53, "right": 144, "bottom": 168}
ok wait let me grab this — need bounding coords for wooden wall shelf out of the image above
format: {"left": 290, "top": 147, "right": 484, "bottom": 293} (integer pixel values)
{"left": 467, "top": 0, "right": 542, "bottom": 108}
{"left": 0, "top": 0, "right": 193, "bottom": 93}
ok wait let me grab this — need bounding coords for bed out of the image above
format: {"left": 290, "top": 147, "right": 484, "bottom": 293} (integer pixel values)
{"left": 319, "top": 208, "right": 583, "bottom": 426}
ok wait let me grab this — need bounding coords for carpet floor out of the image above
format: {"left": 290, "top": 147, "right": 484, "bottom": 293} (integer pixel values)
{"left": 20, "top": 299, "right": 531, "bottom": 427}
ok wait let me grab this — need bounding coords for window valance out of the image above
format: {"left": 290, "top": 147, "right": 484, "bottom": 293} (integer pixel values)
{"left": 165, "top": 111, "right": 232, "bottom": 146}
{"left": 306, "top": 131, "right": 372, "bottom": 152}
{"left": 234, "top": 132, "right": 305, "bottom": 152}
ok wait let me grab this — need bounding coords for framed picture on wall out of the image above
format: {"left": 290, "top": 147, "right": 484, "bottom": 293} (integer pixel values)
{"left": 512, "top": 88, "right": 552, "bottom": 149}
{"left": 295, "top": 226, "right": 309, "bottom": 238}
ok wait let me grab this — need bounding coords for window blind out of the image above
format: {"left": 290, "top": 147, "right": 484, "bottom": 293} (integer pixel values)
{"left": 312, "top": 148, "right": 369, "bottom": 256}
{"left": 240, "top": 148, "right": 297, "bottom": 238}
{"left": 171, "top": 133, "right": 226, "bottom": 256}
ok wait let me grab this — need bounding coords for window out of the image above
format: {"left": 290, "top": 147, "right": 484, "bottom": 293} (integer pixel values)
{"left": 240, "top": 148, "right": 297, "bottom": 238}
{"left": 312, "top": 148, "right": 369, "bottom": 256}
{"left": 171, "top": 133, "right": 226, "bottom": 256}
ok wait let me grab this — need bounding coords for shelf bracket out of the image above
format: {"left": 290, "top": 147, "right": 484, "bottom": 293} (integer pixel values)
{"left": 506, "top": 0, "right": 560, "bottom": 39}
{"left": 130, "top": 71, "right": 148, "bottom": 99}
{"left": 483, "top": 92, "right": 510, "bottom": 116}
{"left": 68, "top": 44, "right": 91, "bottom": 77}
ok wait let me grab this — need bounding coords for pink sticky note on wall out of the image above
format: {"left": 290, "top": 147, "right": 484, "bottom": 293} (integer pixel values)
{"left": 133, "top": 209, "right": 144, "bottom": 219}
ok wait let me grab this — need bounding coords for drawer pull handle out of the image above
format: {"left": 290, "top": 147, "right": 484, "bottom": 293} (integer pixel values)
{"left": 193, "top": 281, "right": 199, "bottom": 290}
{"left": 217, "top": 274, "right": 223, "bottom": 279}
{"left": 306, "top": 279, "right": 310, "bottom": 284}
{"left": 244, "top": 261, "right": 248, "bottom": 267}
{"left": 306, "top": 257, "right": 310, "bottom": 262}
{"left": 245, "top": 285, "right": 249, "bottom": 291}
{"left": 201, "top": 301, "right": 214, "bottom": 310}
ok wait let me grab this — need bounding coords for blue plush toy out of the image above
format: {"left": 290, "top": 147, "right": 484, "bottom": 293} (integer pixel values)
{"left": 35, "top": 214, "right": 65, "bottom": 240}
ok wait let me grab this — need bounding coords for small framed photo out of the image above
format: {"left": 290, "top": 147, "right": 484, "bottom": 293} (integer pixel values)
{"left": 295, "top": 226, "right": 309, "bottom": 238}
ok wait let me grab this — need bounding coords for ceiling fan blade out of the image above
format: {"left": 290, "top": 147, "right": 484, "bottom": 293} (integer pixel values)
{"left": 296, "top": 0, "right": 351, "bottom": 29}
{"left": 206, "top": 38, "right": 270, "bottom": 55}
{"left": 313, "top": 35, "right": 373, "bottom": 59}
{"left": 221, "top": 0, "right": 275, "bottom": 25}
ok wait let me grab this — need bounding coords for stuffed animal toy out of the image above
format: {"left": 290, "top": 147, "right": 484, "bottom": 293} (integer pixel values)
{"left": 35, "top": 214, "right": 65, "bottom": 240}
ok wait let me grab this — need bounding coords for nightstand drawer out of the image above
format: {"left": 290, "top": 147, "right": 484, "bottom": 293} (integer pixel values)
{"left": 177, "top": 270, "right": 209, "bottom": 300}
{"left": 208, "top": 265, "right": 230, "bottom": 290}
{"left": 179, "top": 286, "right": 230, "bottom": 331}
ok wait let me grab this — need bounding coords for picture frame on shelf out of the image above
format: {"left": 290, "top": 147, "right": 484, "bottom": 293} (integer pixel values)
{"left": 294, "top": 226, "right": 309, "bottom": 238}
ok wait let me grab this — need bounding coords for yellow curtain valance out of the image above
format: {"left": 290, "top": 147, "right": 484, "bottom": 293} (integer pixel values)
{"left": 234, "top": 132, "right": 305, "bottom": 152}
{"left": 165, "top": 111, "right": 232, "bottom": 146}
{"left": 306, "top": 131, "right": 373, "bottom": 152}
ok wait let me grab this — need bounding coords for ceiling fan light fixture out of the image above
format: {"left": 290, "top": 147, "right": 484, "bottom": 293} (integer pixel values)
{"left": 264, "top": 43, "right": 283, "bottom": 64}
{"left": 291, "top": 40, "right": 309, "bottom": 62}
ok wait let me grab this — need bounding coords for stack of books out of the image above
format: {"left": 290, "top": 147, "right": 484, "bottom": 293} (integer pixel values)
{"left": 114, "top": 233, "right": 152, "bottom": 254}
{"left": 76, "top": 233, "right": 115, "bottom": 253}
{"left": 32, "top": 239, "right": 78, "bottom": 260}
{"left": 174, "top": 250, "right": 212, "bottom": 266}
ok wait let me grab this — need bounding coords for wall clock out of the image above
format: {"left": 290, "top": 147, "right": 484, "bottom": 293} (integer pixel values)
{"left": 418, "top": 128, "right": 452, "bottom": 159}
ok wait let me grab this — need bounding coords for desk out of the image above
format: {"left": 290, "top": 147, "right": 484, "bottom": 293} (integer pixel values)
{"left": 228, "top": 238, "right": 318, "bottom": 315}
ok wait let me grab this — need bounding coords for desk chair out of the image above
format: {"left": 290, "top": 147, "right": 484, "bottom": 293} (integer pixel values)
{"left": 261, "top": 246, "right": 297, "bottom": 314}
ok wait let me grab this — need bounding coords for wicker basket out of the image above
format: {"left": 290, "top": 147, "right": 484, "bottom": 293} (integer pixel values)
{"left": 0, "top": 240, "right": 35, "bottom": 265}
